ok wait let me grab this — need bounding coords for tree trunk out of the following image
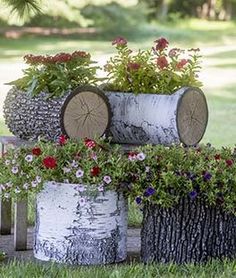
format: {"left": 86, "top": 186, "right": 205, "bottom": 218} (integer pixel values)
{"left": 105, "top": 87, "right": 208, "bottom": 146}
{"left": 141, "top": 197, "right": 236, "bottom": 264}
{"left": 34, "top": 182, "right": 128, "bottom": 265}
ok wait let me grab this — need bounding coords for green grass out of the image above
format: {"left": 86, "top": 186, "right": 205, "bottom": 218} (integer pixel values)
{"left": 1, "top": 259, "right": 236, "bottom": 277}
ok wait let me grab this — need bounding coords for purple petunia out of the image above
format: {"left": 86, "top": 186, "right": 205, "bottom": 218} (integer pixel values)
{"left": 203, "top": 171, "right": 212, "bottom": 182}
{"left": 135, "top": 196, "right": 142, "bottom": 205}
{"left": 144, "top": 186, "right": 156, "bottom": 197}
{"left": 189, "top": 190, "right": 198, "bottom": 200}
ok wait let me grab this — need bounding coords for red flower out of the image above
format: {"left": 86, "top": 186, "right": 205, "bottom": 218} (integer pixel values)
{"left": 154, "top": 37, "right": 169, "bottom": 51}
{"left": 127, "top": 62, "right": 141, "bottom": 71}
{"left": 226, "top": 159, "right": 234, "bottom": 167}
{"left": 112, "top": 36, "right": 127, "bottom": 47}
{"left": 32, "top": 147, "right": 42, "bottom": 156}
{"left": 168, "top": 48, "right": 179, "bottom": 58}
{"left": 176, "top": 59, "right": 188, "bottom": 70}
{"left": 84, "top": 138, "right": 96, "bottom": 149}
{"left": 43, "top": 156, "right": 57, "bottom": 169}
{"left": 214, "top": 154, "right": 221, "bottom": 160}
{"left": 156, "top": 56, "right": 168, "bottom": 69}
{"left": 91, "top": 166, "right": 101, "bottom": 177}
{"left": 59, "top": 135, "right": 67, "bottom": 145}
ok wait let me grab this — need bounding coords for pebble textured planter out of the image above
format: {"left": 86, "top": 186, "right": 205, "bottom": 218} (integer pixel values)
{"left": 3, "top": 86, "right": 111, "bottom": 141}
{"left": 105, "top": 87, "right": 208, "bottom": 146}
{"left": 141, "top": 197, "right": 236, "bottom": 264}
{"left": 34, "top": 182, "right": 128, "bottom": 265}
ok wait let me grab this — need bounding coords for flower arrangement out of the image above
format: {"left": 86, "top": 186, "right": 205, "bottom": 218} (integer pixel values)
{"left": 8, "top": 51, "right": 100, "bottom": 98}
{"left": 124, "top": 144, "right": 236, "bottom": 214}
{"left": 0, "top": 136, "right": 128, "bottom": 201}
{"left": 104, "top": 37, "right": 202, "bottom": 94}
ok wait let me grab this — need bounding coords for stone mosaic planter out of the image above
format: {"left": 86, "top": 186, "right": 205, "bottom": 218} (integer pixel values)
{"left": 34, "top": 182, "right": 128, "bottom": 265}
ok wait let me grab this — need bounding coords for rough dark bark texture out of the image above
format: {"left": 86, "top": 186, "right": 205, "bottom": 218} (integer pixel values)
{"left": 141, "top": 197, "right": 236, "bottom": 264}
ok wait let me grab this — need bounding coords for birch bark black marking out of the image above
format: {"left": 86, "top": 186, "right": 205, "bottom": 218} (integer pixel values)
{"left": 105, "top": 87, "right": 208, "bottom": 146}
{"left": 141, "top": 197, "right": 236, "bottom": 264}
{"left": 34, "top": 182, "right": 128, "bottom": 265}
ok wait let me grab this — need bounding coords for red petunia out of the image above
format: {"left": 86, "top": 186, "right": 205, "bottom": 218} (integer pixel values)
{"left": 154, "top": 37, "right": 169, "bottom": 51}
{"left": 43, "top": 156, "right": 57, "bottom": 169}
{"left": 226, "top": 159, "right": 234, "bottom": 167}
{"left": 176, "top": 59, "right": 188, "bottom": 70}
{"left": 214, "top": 154, "right": 221, "bottom": 160}
{"left": 156, "top": 56, "right": 168, "bottom": 69}
{"left": 90, "top": 166, "right": 101, "bottom": 177}
{"left": 84, "top": 138, "right": 96, "bottom": 149}
{"left": 32, "top": 147, "right": 42, "bottom": 156}
{"left": 112, "top": 36, "right": 127, "bottom": 47}
{"left": 59, "top": 134, "right": 67, "bottom": 145}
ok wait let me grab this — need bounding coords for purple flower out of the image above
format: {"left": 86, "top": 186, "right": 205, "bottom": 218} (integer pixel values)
{"left": 203, "top": 172, "right": 212, "bottom": 182}
{"left": 135, "top": 196, "right": 142, "bottom": 205}
{"left": 144, "top": 186, "right": 156, "bottom": 197}
{"left": 189, "top": 190, "right": 197, "bottom": 200}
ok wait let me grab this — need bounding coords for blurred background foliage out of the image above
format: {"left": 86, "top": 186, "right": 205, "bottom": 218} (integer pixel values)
{"left": 1, "top": 0, "right": 236, "bottom": 31}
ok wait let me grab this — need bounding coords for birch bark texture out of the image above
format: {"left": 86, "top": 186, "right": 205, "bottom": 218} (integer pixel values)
{"left": 34, "top": 182, "right": 128, "bottom": 265}
{"left": 141, "top": 197, "right": 236, "bottom": 264}
{"left": 105, "top": 87, "right": 208, "bottom": 146}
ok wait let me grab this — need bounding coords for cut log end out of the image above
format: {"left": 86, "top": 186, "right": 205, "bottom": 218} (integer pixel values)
{"left": 61, "top": 86, "right": 111, "bottom": 139}
{"left": 177, "top": 87, "right": 208, "bottom": 146}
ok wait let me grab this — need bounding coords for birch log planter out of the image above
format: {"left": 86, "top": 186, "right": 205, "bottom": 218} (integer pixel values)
{"left": 3, "top": 86, "right": 111, "bottom": 141}
{"left": 105, "top": 87, "right": 208, "bottom": 146}
{"left": 34, "top": 182, "right": 128, "bottom": 265}
{"left": 141, "top": 198, "right": 236, "bottom": 264}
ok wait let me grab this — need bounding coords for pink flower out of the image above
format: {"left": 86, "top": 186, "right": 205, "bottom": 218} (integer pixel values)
{"left": 84, "top": 138, "right": 96, "bottom": 149}
{"left": 156, "top": 56, "right": 168, "bottom": 69}
{"left": 168, "top": 48, "right": 179, "bottom": 58}
{"left": 32, "top": 147, "right": 41, "bottom": 156}
{"left": 137, "top": 152, "right": 146, "bottom": 161}
{"left": 98, "top": 185, "right": 104, "bottom": 192}
{"left": 90, "top": 152, "right": 97, "bottom": 161}
{"left": 226, "top": 159, "right": 234, "bottom": 167}
{"left": 176, "top": 59, "right": 188, "bottom": 70}
{"left": 43, "top": 156, "right": 57, "bottom": 169}
{"left": 103, "top": 175, "right": 112, "bottom": 184}
{"left": 91, "top": 166, "right": 101, "bottom": 177}
{"left": 128, "top": 152, "right": 138, "bottom": 161}
{"left": 112, "top": 36, "right": 127, "bottom": 47}
{"left": 59, "top": 134, "right": 67, "bottom": 145}
{"left": 154, "top": 37, "right": 169, "bottom": 51}
{"left": 127, "top": 62, "right": 141, "bottom": 71}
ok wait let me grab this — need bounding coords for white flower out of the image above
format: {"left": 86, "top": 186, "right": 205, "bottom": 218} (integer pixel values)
{"left": 71, "top": 160, "right": 78, "bottom": 168}
{"left": 0, "top": 184, "right": 5, "bottom": 190}
{"left": 23, "top": 183, "right": 29, "bottom": 190}
{"left": 145, "top": 166, "right": 150, "bottom": 173}
{"left": 11, "top": 159, "right": 16, "bottom": 164}
{"left": 15, "top": 188, "right": 21, "bottom": 194}
{"left": 4, "top": 193, "right": 10, "bottom": 199}
{"left": 137, "top": 152, "right": 146, "bottom": 161}
{"left": 5, "top": 182, "right": 12, "bottom": 188}
{"left": 25, "top": 155, "right": 33, "bottom": 162}
{"left": 11, "top": 166, "right": 19, "bottom": 174}
{"left": 75, "top": 184, "right": 85, "bottom": 192}
{"left": 79, "top": 197, "right": 86, "bottom": 206}
{"left": 76, "top": 169, "right": 84, "bottom": 178}
{"left": 103, "top": 175, "right": 112, "bottom": 184}
{"left": 98, "top": 185, "right": 104, "bottom": 192}
{"left": 31, "top": 181, "right": 38, "bottom": 187}
{"left": 63, "top": 167, "right": 71, "bottom": 174}
{"left": 5, "top": 160, "right": 10, "bottom": 166}
{"left": 36, "top": 176, "right": 42, "bottom": 183}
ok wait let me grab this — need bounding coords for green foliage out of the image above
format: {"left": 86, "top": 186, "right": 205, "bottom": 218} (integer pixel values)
{"left": 0, "top": 137, "right": 128, "bottom": 200}
{"left": 124, "top": 144, "right": 236, "bottom": 214}
{"left": 8, "top": 51, "right": 100, "bottom": 98}
{"left": 104, "top": 37, "right": 202, "bottom": 94}
{"left": 2, "top": 0, "right": 41, "bottom": 18}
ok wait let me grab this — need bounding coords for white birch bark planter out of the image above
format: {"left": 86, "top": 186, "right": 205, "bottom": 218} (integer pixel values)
{"left": 34, "top": 182, "right": 128, "bottom": 265}
{"left": 105, "top": 87, "right": 208, "bottom": 146}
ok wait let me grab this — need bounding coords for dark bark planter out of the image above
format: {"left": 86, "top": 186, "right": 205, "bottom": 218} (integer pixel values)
{"left": 105, "top": 87, "right": 208, "bottom": 146}
{"left": 141, "top": 197, "right": 236, "bottom": 264}
{"left": 34, "top": 182, "right": 128, "bottom": 265}
{"left": 3, "top": 86, "right": 111, "bottom": 141}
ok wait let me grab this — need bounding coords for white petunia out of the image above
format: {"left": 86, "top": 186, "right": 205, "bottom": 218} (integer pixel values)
{"left": 4, "top": 193, "right": 10, "bottom": 199}
{"left": 0, "top": 184, "right": 5, "bottom": 190}
{"left": 76, "top": 169, "right": 84, "bottom": 178}
{"left": 11, "top": 166, "right": 19, "bottom": 174}
{"left": 31, "top": 181, "right": 38, "bottom": 187}
{"left": 137, "top": 152, "right": 146, "bottom": 161}
{"left": 79, "top": 197, "right": 86, "bottom": 206}
{"left": 15, "top": 188, "right": 21, "bottom": 194}
{"left": 5, "top": 160, "right": 10, "bottom": 166}
{"left": 98, "top": 185, "right": 104, "bottom": 192}
{"left": 36, "top": 176, "right": 42, "bottom": 183}
{"left": 11, "top": 159, "right": 16, "bottom": 164}
{"left": 23, "top": 183, "right": 29, "bottom": 190}
{"left": 63, "top": 167, "right": 71, "bottom": 174}
{"left": 145, "top": 166, "right": 150, "bottom": 173}
{"left": 71, "top": 160, "right": 78, "bottom": 168}
{"left": 75, "top": 184, "right": 85, "bottom": 192}
{"left": 103, "top": 175, "right": 112, "bottom": 184}
{"left": 25, "top": 155, "right": 33, "bottom": 162}
{"left": 5, "top": 182, "right": 12, "bottom": 188}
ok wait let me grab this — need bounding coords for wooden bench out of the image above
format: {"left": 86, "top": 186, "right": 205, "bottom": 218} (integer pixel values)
{"left": 0, "top": 136, "right": 32, "bottom": 251}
